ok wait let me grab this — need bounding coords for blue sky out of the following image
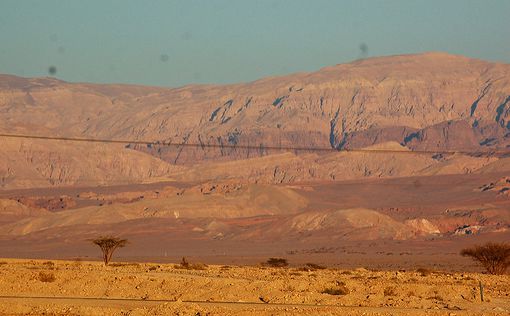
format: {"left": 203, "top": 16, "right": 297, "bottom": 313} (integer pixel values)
{"left": 0, "top": 0, "right": 509, "bottom": 87}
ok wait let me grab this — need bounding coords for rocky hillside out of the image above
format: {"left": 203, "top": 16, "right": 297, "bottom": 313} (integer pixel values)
{"left": 1, "top": 52, "right": 510, "bottom": 187}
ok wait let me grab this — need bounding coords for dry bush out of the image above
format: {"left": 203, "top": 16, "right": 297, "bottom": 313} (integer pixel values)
{"left": 175, "top": 257, "right": 207, "bottom": 270}
{"left": 37, "top": 271, "right": 56, "bottom": 283}
{"left": 416, "top": 267, "right": 432, "bottom": 276}
{"left": 42, "top": 261, "right": 56, "bottom": 270}
{"left": 297, "top": 263, "right": 326, "bottom": 272}
{"left": 322, "top": 285, "right": 349, "bottom": 296}
{"left": 265, "top": 257, "right": 288, "bottom": 268}
{"left": 109, "top": 262, "right": 141, "bottom": 268}
{"left": 460, "top": 242, "right": 510, "bottom": 275}
{"left": 148, "top": 265, "right": 158, "bottom": 271}
{"left": 0, "top": 261, "right": 7, "bottom": 265}
{"left": 384, "top": 287, "right": 397, "bottom": 296}
{"left": 304, "top": 263, "right": 326, "bottom": 270}
{"left": 91, "top": 236, "right": 128, "bottom": 265}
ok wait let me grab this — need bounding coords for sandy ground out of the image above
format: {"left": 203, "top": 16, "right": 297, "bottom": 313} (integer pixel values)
{"left": 0, "top": 258, "right": 508, "bottom": 315}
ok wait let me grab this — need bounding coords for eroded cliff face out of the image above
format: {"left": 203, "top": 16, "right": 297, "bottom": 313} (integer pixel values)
{"left": 1, "top": 52, "right": 509, "bottom": 188}
{"left": 0, "top": 138, "right": 182, "bottom": 188}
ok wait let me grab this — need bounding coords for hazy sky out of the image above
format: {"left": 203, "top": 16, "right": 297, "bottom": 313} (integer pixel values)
{"left": 0, "top": 0, "right": 509, "bottom": 87}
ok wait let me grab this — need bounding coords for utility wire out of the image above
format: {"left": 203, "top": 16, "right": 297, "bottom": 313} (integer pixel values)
{"left": 0, "top": 133, "right": 508, "bottom": 156}
{"left": 0, "top": 133, "right": 506, "bottom": 188}
{"left": 0, "top": 295, "right": 443, "bottom": 311}
{"left": 0, "top": 177, "right": 483, "bottom": 188}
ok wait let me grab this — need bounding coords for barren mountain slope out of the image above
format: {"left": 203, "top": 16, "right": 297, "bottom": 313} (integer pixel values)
{"left": 1, "top": 52, "right": 510, "bottom": 189}
{"left": 0, "top": 138, "right": 182, "bottom": 189}
{"left": 1, "top": 52, "right": 510, "bottom": 168}
{"left": 172, "top": 142, "right": 498, "bottom": 184}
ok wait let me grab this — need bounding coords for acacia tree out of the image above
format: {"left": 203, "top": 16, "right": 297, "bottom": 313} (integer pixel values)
{"left": 92, "top": 236, "right": 128, "bottom": 265}
{"left": 461, "top": 242, "right": 510, "bottom": 275}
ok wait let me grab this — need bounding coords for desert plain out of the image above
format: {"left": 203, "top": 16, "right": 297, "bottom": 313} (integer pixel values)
{"left": 0, "top": 258, "right": 509, "bottom": 315}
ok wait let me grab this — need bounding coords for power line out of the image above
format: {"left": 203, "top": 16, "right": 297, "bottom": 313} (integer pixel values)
{"left": 0, "top": 178, "right": 481, "bottom": 188}
{"left": 0, "top": 295, "right": 442, "bottom": 312}
{"left": 0, "top": 132, "right": 506, "bottom": 188}
{"left": 0, "top": 133, "right": 508, "bottom": 156}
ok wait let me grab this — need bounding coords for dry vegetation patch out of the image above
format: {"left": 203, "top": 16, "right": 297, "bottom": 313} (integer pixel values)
{"left": 383, "top": 286, "right": 397, "bottom": 296}
{"left": 174, "top": 257, "right": 208, "bottom": 270}
{"left": 416, "top": 268, "right": 433, "bottom": 276}
{"left": 298, "top": 263, "right": 326, "bottom": 271}
{"left": 322, "top": 285, "right": 349, "bottom": 296}
{"left": 109, "top": 262, "right": 141, "bottom": 268}
{"left": 461, "top": 242, "right": 510, "bottom": 275}
{"left": 37, "top": 271, "right": 56, "bottom": 283}
{"left": 265, "top": 257, "right": 288, "bottom": 268}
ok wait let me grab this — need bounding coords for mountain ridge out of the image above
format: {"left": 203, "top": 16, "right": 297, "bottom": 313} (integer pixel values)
{"left": 1, "top": 52, "right": 509, "bottom": 188}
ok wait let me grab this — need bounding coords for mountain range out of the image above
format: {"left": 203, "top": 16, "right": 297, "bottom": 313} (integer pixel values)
{"left": 1, "top": 52, "right": 510, "bottom": 188}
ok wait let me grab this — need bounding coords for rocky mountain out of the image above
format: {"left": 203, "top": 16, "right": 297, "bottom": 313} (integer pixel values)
{"left": 1, "top": 52, "right": 510, "bottom": 188}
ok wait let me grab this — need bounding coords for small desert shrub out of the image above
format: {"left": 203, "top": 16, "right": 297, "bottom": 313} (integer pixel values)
{"left": 265, "top": 257, "right": 288, "bottom": 268}
{"left": 322, "top": 285, "right": 349, "bottom": 296}
{"left": 340, "top": 270, "right": 353, "bottom": 275}
{"left": 304, "top": 263, "right": 326, "bottom": 270}
{"left": 384, "top": 287, "right": 397, "bottom": 296}
{"left": 460, "top": 242, "right": 510, "bottom": 275}
{"left": 148, "top": 265, "right": 158, "bottom": 271}
{"left": 416, "top": 268, "right": 432, "bottom": 276}
{"left": 42, "top": 261, "right": 55, "bottom": 270}
{"left": 297, "top": 263, "right": 326, "bottom": 272}
{"left": 175, "top": 257, "right": 207, "bottom": 270}
{"left": 37, "top": 271, "right": 56, "bottom": 283}
{"left": 109, "top": 262, "right": 141, "bottom": 268}
{"left": 0, "top": 261, "right": 8, "bottom": 265}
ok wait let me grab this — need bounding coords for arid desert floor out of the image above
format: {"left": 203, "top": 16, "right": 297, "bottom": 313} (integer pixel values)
{"left": 0, "top": 258, "right": 509, "bottom": 315}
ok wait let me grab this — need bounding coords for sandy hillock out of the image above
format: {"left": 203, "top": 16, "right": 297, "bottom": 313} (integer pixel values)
{"left": 0, "top": 184, "right": 308, "bottom": 236}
